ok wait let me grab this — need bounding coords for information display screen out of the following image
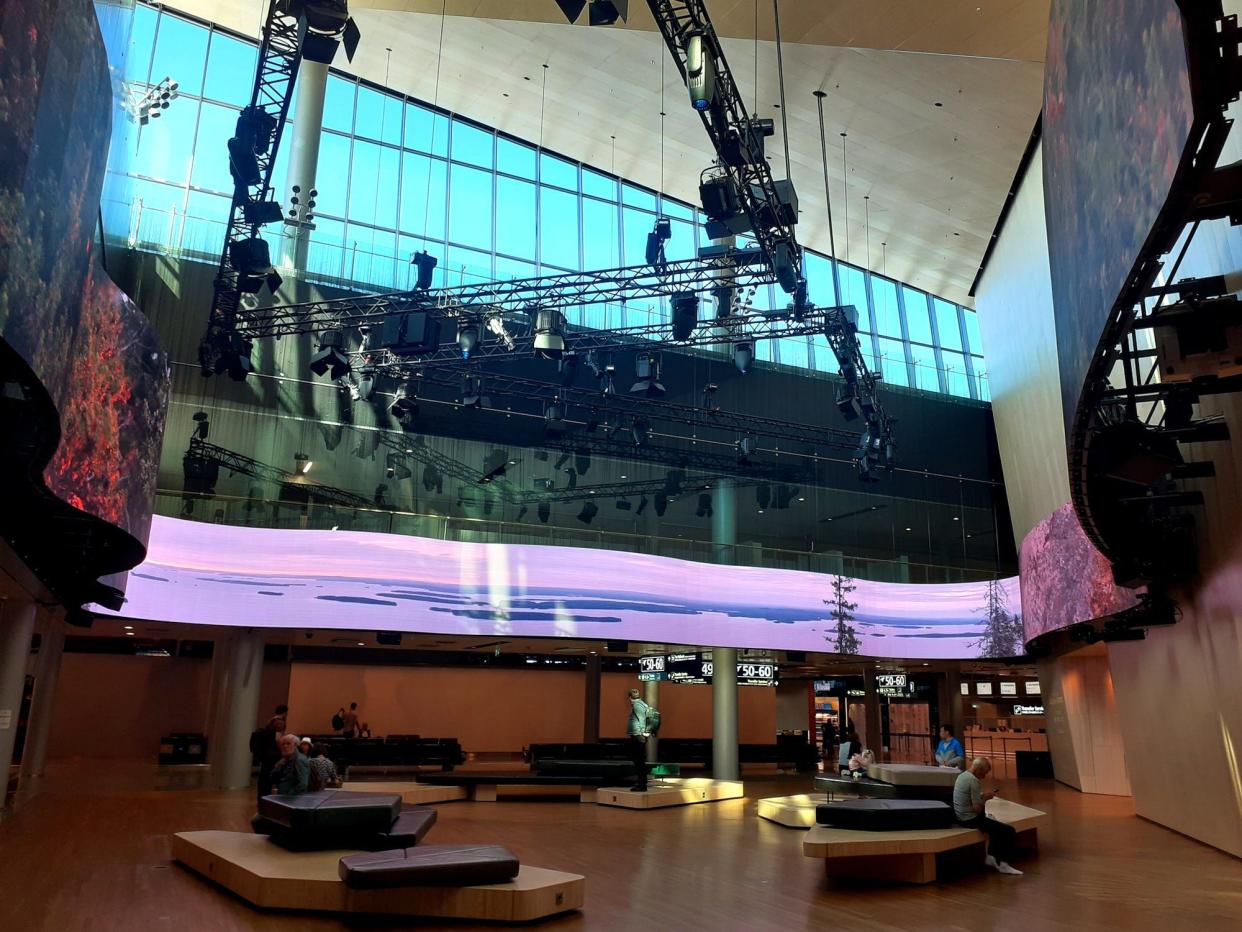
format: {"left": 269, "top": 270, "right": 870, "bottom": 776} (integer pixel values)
{"left": 637, "top": 655, "right": 666, "bottom": 681}
{"left": 976, "top": 682, "right": 994, "bottom": 696}
{"left": 1025, "top": 680, "right": 1042, "bottom": 695}
{"left": 999, "top": 681, "right": 1018, "bottom": 696}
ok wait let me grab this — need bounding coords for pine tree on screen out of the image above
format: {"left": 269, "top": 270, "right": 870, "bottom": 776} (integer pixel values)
{"left": 824, "top": 574, "right": 861, "bottom": 655}
{"left": 975, "top": 578, "right": 1023, "bottom": 657}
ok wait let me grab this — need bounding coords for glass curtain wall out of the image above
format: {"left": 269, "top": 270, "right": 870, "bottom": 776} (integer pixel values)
{"left": 113, "top": 3, "right": 990, "bottom": 402}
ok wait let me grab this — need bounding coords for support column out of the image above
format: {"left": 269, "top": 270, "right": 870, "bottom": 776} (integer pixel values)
{"left": 711, "top": 477, "right": 740, "bottom": 779}
{"left": 644, "top": 678, "right": 659, "bottom": 763}
{"left": 214, "top": 631, "right": 265, "bottom": 791}
{"left": 0, "top": 601, "right": 37, "bottom": 792}
{"left": 204, "top": 635, "right": 237, "bottom": 782}
{"left": 583, "top": 653, "right": 601, "bottom": 743}
{"left": 279, "top": 59, "right": 329, "bottom": 272}
{"left": 20, "top": 609, "right": 64, "bottom": 781}
{"left": 862, "top": 667, "right": 884, "bottom": 762}
{"left": 942, "top": 667, "right": 965, "bottom": 748}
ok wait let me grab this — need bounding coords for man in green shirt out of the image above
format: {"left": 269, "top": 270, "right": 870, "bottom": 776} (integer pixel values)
{"left": 270, "top": 733, "right": 310, "bottom": 796}
{"left": 626, "top": 688, "right": 651, "bottom": 792}
{"left": 953, "top": 757, "right": 1021, "bottom": 875}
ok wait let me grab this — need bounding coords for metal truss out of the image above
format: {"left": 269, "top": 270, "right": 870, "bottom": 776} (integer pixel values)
{"left": 236, "top": 250, "right": 775, "bottom": 339}
{"left": 187, "top": 437, "right": 373, "bottom": 509}
{"left": 645, "top": 0, "right": 802, "bottom": 289}
{"left": 199, "top": 1, "right": 303, "bottom": 376}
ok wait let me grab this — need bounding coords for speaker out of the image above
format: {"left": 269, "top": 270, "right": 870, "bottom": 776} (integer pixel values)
{"left": 786, "top": 650, "right": 806, "bottom": 663}
{"left": 376, "top": 632, "right": 402, "bottom": 646}
{"left": 606, "top": 640, "right": 629, "bottom": 653}
{"left": 377, "top": 312, "right": 441, "bottom": 356}
{"left": 671, "top": 292, "right": 698, "bottom": 341}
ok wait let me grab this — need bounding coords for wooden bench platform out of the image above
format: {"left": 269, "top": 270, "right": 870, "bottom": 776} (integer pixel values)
{"left": 756, "top": 794, "right": 821, "bottom": 828}
{"left": 417, "top": 773, "right": 618, "bottom": 803}
{"left": 173, "top": 831, "right": 583, "bottom": 922}
{"left": 802, "top": 799, "right": 1047, "bottom": 884}
{"left": 596, "top": 778, "right": 744, "bottom": 810}
{"left": 339, "top": 781, "right": 469, "bottom": 805}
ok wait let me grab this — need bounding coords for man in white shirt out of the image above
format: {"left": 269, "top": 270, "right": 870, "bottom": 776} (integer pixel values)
{"left": 953, "top": 757, "right": 1022, "bottom": 875}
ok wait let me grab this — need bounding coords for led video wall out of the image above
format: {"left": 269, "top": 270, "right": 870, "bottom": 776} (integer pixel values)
{"left": 1042, "top": 0, "right": 1195, "bottom": 436}
{"left": 98, "top": 516, "right": 1022, "bottom": 660}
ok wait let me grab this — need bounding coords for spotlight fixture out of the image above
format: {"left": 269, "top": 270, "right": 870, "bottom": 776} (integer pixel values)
{"left": 308, "top": 329, "right": 350, "bottom": 379}
{"left": 645, "top": 217, "right": 672, "bottom": 270}
{"left": 228, "top": 235, "right": 282, "bottom": 295}
{"left": 631, "top": 417, "right": 651, "bottom": 446}
{"left": 352, "top": 365, "right": 376, "bottom": 402}
{"left": 834, "top": 375, "right": 862, "bottom": 421}
{"left": 737, "top": 435, "right": 758, "bottom": 461}
{"left": 533, "top": 309, "right": 567, "bottom": 360}
{"left": 756, "top": 484, "right": 771, "bottom": 510}
{"left": 411, "top": 250, "right": 438, "bottom": 290}
{"left": 558, "top": 352, "right": 580, "bottom": 386}
{"left": 630, "top": 354, "right": 665, "bottom": 396}
{"left": 733, "top": 340, "right": 754, "bottom": 374}
{"left": 517, "top": 505, "right": 529, "bottom": 521}
{"left": 456, "top": 318, "right": 480, "bottom": 358}
{"left": 685, "top": 33, "right": 716, "bottom": 111}
{"left": 294, "top": 452, "right": 313, "bottom": 475}
{"left": 422, "top": 463, "right": 444, "bottom": 493}
{"left": 384, "top": 452, "right": 412, "bottom": 481}
{"left": 700, "top": 382, "right": 719, "bottom": 409}
{"left": 615, "top": 499, "right": 633, "bottom": 511}
{"left": 577, "top": 501, "right": 599, "bottom": 524}
{"left": 192, "top": 410, "right": 210, "bottom": 440}
{"left": 671, "top": 292, "right": 698, "bottom": 341}
{"left": 538, "top": 501, "right": 551, "bottom": 523}
{"left": 575, "top": 448, "right": 592, "bottom": 476}
{"left": 635, "top": 495, "right": 649, "bottom": 516}
{"left": 695, "top": 492, "right": 713, "bottom": 518}
{"left": 555, "top": 0, "right": 629, "bottom": 26}
{"left": 775, "top": 484, "right": 799, "bottom": 509}
{"left": 460, "top": 374, "right": 490, "bottom": 409}
{"left": 654, "top": 492, "right": 669, "bottom": 517}
{"left": 389, "top": 381, "right": 419, "bottom": 429}
{"left": 486, "top": 315, "right": 516, "bottom": 350}
{"left": 544, "top": 398, "right": 567, "bottom": 433}
{"left": 297, "top": 0, "right": 362, "bottom": 64}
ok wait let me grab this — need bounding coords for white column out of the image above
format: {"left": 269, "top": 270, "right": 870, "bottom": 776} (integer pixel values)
{"left": 19, "top": 609, "right": 65, "bottom": 781}
{"left": 279, "top": 59, "right": 329, "bottom": 272}
{"left": 644, "top": 677, "right": 660, "bottom": 764}
{"left": 0, "top": 601, "right": 37, "bottom": 790}
{"left": 712, "top": 646, "right": 739, "bottom": 780}
{"left": 214, "top": 631, "right": 265, "bottom": 790}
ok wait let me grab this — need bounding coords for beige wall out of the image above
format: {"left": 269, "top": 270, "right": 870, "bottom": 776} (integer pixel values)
{"left": 1038, "top": 646, "right": 1131, "bottom": 796}
{"left": 285, "top": 663, "right": 776, "bottom": 751}
{"left": 974, "top": 143, "right": 1072, "bottom": 547}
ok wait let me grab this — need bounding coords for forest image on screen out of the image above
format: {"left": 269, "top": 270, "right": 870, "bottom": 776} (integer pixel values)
{"left": 98, "top": 517, "right": 1024, "bottom": 660}
{"left": 1042, "top": 0, "right": 1194, "bottom": 436}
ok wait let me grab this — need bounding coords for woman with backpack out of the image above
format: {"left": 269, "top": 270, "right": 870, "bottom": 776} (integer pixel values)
{"left": 626, "top": 688, "right": 654, "bottom": 792}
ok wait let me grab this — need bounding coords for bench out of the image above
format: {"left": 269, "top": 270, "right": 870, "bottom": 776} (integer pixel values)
{"left": 417, "top": 772, "right": 631, "bottom": 803}
{"left": 814, "top": 772, "right": 953, "bottom": 803}
{"left": 802, "top": 798, "right": 1048, "bottom": 884}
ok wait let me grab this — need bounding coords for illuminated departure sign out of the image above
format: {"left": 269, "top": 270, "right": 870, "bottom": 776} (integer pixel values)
{"left": 1013, "top": 704, "right": 1045, "bottom": 716}
{"left": 637, "top": 655, "right": 666, "bottom": 681}
{"left": 639, "top": 653, "right": 778, "bottom": 686}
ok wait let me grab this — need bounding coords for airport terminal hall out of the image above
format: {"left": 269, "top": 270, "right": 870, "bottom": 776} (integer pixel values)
{"left": 5, "top": 0, "right": 1242, "bottom": 927}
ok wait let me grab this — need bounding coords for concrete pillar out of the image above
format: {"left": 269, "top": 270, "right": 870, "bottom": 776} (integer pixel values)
{"left": 215, "top": 631, "right": 265, "bottom": 790}
{"left": 862, "top": 667, "right": 884, "bottom": 762}
{"left": 280, "top": 59, "right": 329, "bottom": 272}
{"left": 711, "top": 478, "right": 737, "bottom": 567}
{"left": 0, "top": 601, "right": 37, "bottom": 787}
{"left": 942, "top": 667, "right": 965, "bottom": 748}
{"left": 644, "top": 677, "right": 659, "bottom": 763}
{"left": 583, "top": 653, "right": 601, "bottom": 743}
{"left": 19, "top": 610, "right": 64, "bottom": 781}
{"left": 712, "top": 647, "right": 739, "bottom": 779}
{"left": 204, "top": 635, "right": 237, "bottom": 781}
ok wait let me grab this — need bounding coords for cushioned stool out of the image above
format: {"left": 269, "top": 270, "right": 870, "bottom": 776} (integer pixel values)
{"left": 269, "top": 806, "right": 439, "bottom": 852}
{"left": 340, "top": 844, "right": 520, "bottom": 889}
{"left": 815, "top": 799, "right": 954, "bottom": 831}
{"left": 259, "top": 790, "right": 402, "bottom": 834}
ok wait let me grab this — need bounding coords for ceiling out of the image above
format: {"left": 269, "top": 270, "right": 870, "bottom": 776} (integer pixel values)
{"left": 167, "top": 1, "right": 1047, "bottom": 305}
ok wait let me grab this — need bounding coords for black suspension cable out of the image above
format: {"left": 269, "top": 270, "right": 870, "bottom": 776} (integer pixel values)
{"left": 773, "top": 0, "right": 792, "bottom": 179}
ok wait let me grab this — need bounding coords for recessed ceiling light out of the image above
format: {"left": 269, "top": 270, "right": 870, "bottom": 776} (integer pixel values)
{"left": 357, "top": 641, "right": 365, "bottom": 646}
{"left": 953, "top": 516, "right": 960, "bottom": 521}
{"left": 124, "top": 625, "right": 133, "bottom": 630}
{"left": 905, "top": 527, "right": 912, "bottom": 531}
{"left": 125, "top": 631, "right": 135, "bottom": 636}
{"left": 757, "top": 509, "right": 765, "bottom": 514}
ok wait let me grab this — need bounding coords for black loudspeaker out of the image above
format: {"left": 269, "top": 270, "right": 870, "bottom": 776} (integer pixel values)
{"left": 786, "top": 651, "right": 806, "bottom": 663}
{"left": 671, "top": 292, "right": 698, "bottom": 341}
{"left": 376, "top": 632, "right": 402, "bottom": 646}
{"left": 377, "top": 312, "right": 441, "bottom": 356}
{"left": 606, "top": 641, "right": 629, "bottom": 653}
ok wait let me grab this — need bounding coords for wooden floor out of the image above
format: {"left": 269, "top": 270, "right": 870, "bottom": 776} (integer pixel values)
{"left": 1, "top": 759, "right": 1240, "bottom": 930}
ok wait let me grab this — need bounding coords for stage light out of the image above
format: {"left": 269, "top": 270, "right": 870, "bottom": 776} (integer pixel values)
{"left": 630, "top": 354, "right": 665, "bottom": 396}
{"left": 517, "top": 505, "right": 529, "bottom": 521}
{"left": 352, "top": 365, "right": 377, "bottom": 402}
{"left": 533, "top": 309, "right": 567, "bottom": 360}
{"left": 671, "top": 292, "right": 698, "bottom": 341}
{"left": 756, "top": 484, "right": 771, "bottom": 510}
{"left": 411, "top": 250, "right": 438, "bottom": 289}
{"left": 201, "top": 330, "right": 255, "bottom": 382}
{"left": 538, "top": 501, "right": 551, "bottom": 523}
{"left": 733, "top": 341, "right": 754, "bottom": 374}
{"left": 737, "top": 435, "right": 758, "bottom": 461}
{"left": 589, "top": 0, "right": 628, "bottom": 25}
{"left": 775, "top": 485, "right": 798, "bottom": 509}
{"left": 228, "top": 236, "right": 281, "bottom": 294}
{"left": 294, "top": 452, "right": 312, "bottom": 475}
{"left": 685, "top": 33, "right": 716, "bottom": 111}
{"left": 695, "top": 493, "right": 713, "bottom": 518}
{"left": 654, "top": 493, "right": 668, "bottom": 517}
{"left": 631, "top": 417, "right": 651, "bottom": 446}
{"left": 457, "top": 319, "right": 480, "bottom": 358}
{"left": 309, "top": 328, "right": 351, "bottom": 379}
{"left": 554, "top": 452, "right": 571, "bottom": 471}
{"left": 616, "top": 499, "right": 633, "bottom": 511}
{"left": 577, "top": 501, "right": 599, "bottom": 524}
{"left": 834, "top": 380, "right": 862, "bottom": 420}
{"left": 635, "top": 495, "right": 649, "bottom": 516}
{"left": 298, "top": 0, "right": 362, "bottom": 64}
{"left": 486, "top": 315, "right": 516, "bottom": 350}
{"left": 390, "top": 381, "right": 419, "bottom": 429}
{"left": 664, "top": 469, "right": 686, "bottom": 496}
{"left": 422, "top": 463, "right": 443, "bottom": 493}
{"left": 645, "top": 217, "right": 672, "bottom": 269}
{"left": 559, "top": 353, "right": 579, "bottom": 386}
{"left": 575, "top": 448, "right": 592, "bottom": 476}
{"left": 545, "top": 398, "right": 567, "bottom": 433}
{"left": 385, "top": 453, "right": 412, "bottom": 481}
{"left": 460, "top": 374, "right": 490, "bottom": 410}
{"left": 192, "top": 411, "right": 210, "bottom": 440}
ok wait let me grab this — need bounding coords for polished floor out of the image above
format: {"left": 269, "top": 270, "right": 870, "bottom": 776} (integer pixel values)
{"left": 1, "top": 760, "right": 1239, "bottom": 930}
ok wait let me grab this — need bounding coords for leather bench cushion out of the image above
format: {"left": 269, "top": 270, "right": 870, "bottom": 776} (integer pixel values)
{"left": 340, "top": 844, "right": 520, "bottom": 889}
{"left": 267, "top": 806, "right": 440, "bottom": 852}
{"left": 534, "top": 759, "right": 637, "bottom": 778}
{"left": 259, "top": 790, "right": 402, "bottom": 833}
{"left": 816, "top": 799, "right": 955, "bottom": 832}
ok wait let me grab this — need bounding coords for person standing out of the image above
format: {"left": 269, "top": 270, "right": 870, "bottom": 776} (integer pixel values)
{"left": 821, "top": 717, "right": 838, "bottom": 767}
{"left": 953, "top": 757, "right": 1022, "bottom": 875}
{"left": 935, "top": 724, "right": 966, "bottom": 769}
{"left": 254, "top": 704, "right": 289, "bottom": 800}
{"left": 342, "top": 702, "right": 360, "bottom": 738}
{"left": 626, "top": 688, "right": 651, "bottom": 792}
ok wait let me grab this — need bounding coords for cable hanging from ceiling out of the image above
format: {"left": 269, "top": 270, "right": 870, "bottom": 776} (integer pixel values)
{"left": 422, "top": 0, "right": 448, "bottom": 243}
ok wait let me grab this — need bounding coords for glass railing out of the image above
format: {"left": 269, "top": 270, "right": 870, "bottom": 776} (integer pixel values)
{"left": 107, "top": 197, "right": 989, "bottom": 396}
{"left": 154, "top": 491, "right": 1003, "bottom": 585}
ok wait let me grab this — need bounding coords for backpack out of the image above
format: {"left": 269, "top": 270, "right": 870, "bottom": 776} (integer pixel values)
{"left": 248, "top": 729, "right": 268, "bottom": 756}
{"left": 645, "top": 706, "right": 661, "bottom": 735}
{"left": 331, "top": 711, "right": 344, "bottom": 731}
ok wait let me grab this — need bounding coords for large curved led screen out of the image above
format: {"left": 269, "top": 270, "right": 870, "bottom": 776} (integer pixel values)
{"left": 97, "top": 517, "right": 1023, "bottom": 659}
{"left": 1043, "top": 0, "right": 1194, "bottom": 435}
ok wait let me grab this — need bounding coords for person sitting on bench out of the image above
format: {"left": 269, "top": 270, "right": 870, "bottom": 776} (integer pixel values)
{"left": 935, "top": 724, "right": 966, "bottom": 769}
{"left": 954, "top": 757, "right": 1021, "bottom": 875}
{"left": 270, "top": 734, "right": 310, "bottom": 796}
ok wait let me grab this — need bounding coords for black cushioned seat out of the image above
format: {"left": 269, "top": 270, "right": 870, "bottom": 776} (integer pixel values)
{"left": 534, "top": 759, "right": 637, "bottom": 778}
{"left": 259, "top": 790, "right": 401, "bottom": 834}
{"left": 267, "top": 806, "right": 439, "bottom": 852}
{"left": 339, "top": 844, "right": 520, "bottom": 889}
{"left": 815, "top": 799, "right": 955, "bottom": 832}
